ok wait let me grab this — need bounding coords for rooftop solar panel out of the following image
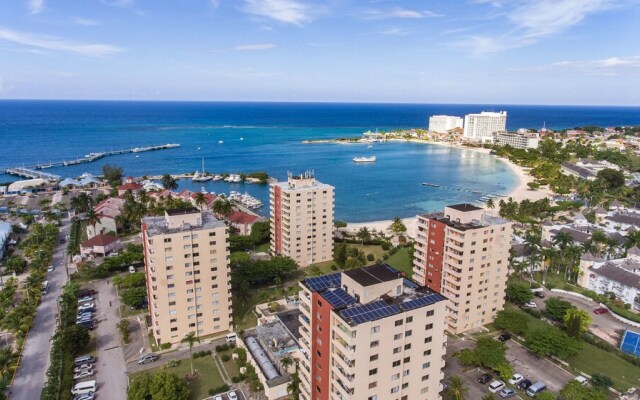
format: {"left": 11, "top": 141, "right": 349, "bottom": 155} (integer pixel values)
{"left": 403, "top": 278, "right": 419, "bottom": 289}
{"left": 305, "top": 273, "right": 341, "bottom": 292}
{"left": 321, "top": 288, "right": 356, "bottom": 309}
{"left": 399, "top": 293, "right": 446, "bottom": 311}
{"left": 340, "top": 300, "right": 401, "bottom": 325}
{"left": 620, "top": 330, "right": 640, "bottom": 357}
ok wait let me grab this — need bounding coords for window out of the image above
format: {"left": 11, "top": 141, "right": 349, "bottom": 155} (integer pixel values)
{"left": 371, "top": 340, "right": 379, "bottom": 347}
{"left": 423, "top": 349, "right": 431, "bottom": 356}
{"left": 404, "top": 344, "right": 412, "bottom": 350}
{"left": 424, "top": 336, "right": 432, "bottom": 343}
{"left": 168, "top": 301, "right": 176, "bottom": 306}
{"left": 392, "top": 360, "right": 401, "bottom": 367}
{"left": 425, "top": 323, "right": 433, "bottom": 330}
{"left": 422, "top": 374, "right": 430, "bottom": 381}
{"left": 393, "top": 347, "right": 401, "bottom": 354}
{"left": 426, "top": 310, "right": 434, "bottom": 317}
{"left": 393, "top": 333, "right": 403, "bottom": 340}
{"left": 405, "top": 330, "right": 412, "bottom": 337}
{"left": 394, "top": 319, "right": 403, "bottom": 327}
{"left": 371, "top": 326, "right": 380, "bottom": 334}
{"left": 406, "top": 316, "right": 413, "bottom": 323}
{"left": 422, "top": 362, "right": 431, "bottom": 369}
{"left": 403, "top": 370, "right": 410, "bottom": 377}
{"left": 391, "top": 373, "right": 400, "bottom": 381}
{"left": 403, "top": 356, "right": 410, "bottom": 363}
{"left": 391, "top": 387, "right": 399, "bottom": 394}
{"left": 370, "top": 354, "right": 378, "bottom": 361}
{"left": 369, "top": 368, "right": 377, "bottom": 376}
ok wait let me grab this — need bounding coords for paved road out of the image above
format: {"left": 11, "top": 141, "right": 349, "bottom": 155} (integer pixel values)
{"left": 126, "top": 341, "right": 217, "bottom": 374}
{"left": 532, "top": 290, "right": 630, "bottom": 344}
{"left": 505, "top": 340, "right": 573, "bottom": 393}
{"left": 10, "top": 220, "right": 71, "bottom": 400}
{"left": 92, "top": 279, "right": 127, "bottom": 400}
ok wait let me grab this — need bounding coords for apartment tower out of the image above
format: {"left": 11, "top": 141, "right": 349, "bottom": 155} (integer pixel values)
{"left": 270, "top": 171, "right": 334, "bottom": 267}
{"left": 463, "top": 111, "right": 507, "bottom": 142}
{"left": 142, "top": 208, "right": 232, "bottom": 346}
{"left": 298, "top": 264, "right": 448, "bottom": 400}
{"left": 428, "top": 115, "right": 464, "bottom": 134}
{"left": 413, "top": 204, "right": 512, "bottom": 334}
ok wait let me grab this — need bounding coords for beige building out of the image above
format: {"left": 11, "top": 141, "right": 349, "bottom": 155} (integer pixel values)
{"left": 429, "top": 115, "right": 463, "bottom": 134}
{"left": 413, "top": 204, "right": 512, "bottom": 334}
{"left": 298, "top": 264, "right": 448, "bottom": 400}
{"left": 463, "top": 111, "right": 507, "bottom": 142}
{"left": 142, "top": 208, "right": 232, "bottom": 346}
{"left": 270, "top": 172, "right": 334, "bottom": 267}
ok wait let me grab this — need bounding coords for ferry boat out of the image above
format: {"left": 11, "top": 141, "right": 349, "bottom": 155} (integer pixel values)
{"left": 353, "top": 156, "right": 376, "bottom": 163}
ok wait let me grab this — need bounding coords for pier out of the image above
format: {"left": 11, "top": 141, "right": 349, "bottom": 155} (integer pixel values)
{"left": 5, "top": 143, "right": 180, "bottom": 179}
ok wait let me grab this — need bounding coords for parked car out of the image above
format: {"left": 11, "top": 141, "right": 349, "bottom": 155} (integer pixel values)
{"left": 73, "top": 393, "right": 95, "bottom": 400}
{"left": 508, "top": 373, "right": 524, "bottom": 385}
{"left": 518, "top": 379, "right": 533, "bottom": 390}
{"left": 498, "top": 333, "right": 512, "bottom": 342}
{"left": 534, "top": 291, "right": 545, "bottom": 298}
{"left": 213, "top": 396, "right": 223, "bottom": 400}
{"left": 47, "top": 265, "right": 55, "bottom": 272}
{"left": 73, "top": 355, "right": 96, "bottom": 366}
{"left": 478, "top": 374, "right": 492, "bottom": 384}
{"left": 73, "top": 369, "right": 94, "bottom": 380}
{"left": 593, "top": 307, "right": 608, "bottom": 315}
{"left": 78, "top": 303, "right": 95, "bottom": 312}
{"left": 108, "top": 252, "right": 119, "bottom": 257}
{"left": 489, "top": 380, "right": 505, "bottom": 393}
{"left": 524, "top": 301, "right": 537, "bottom": 308}
{"left": 138, "top": 353, "right": 159, "bottom": 365}
{"left": 73, "top": 364, "right": 93, "bottom": 373}
{"left": 78, "top": 296, "right": 94, "bottom": 303}
{"left": 574, "top": 376, "right": 589, "bottom": 386}
{"left": 499, "top": 388, "right": 516, "bottom": 398}
{"left": 227, "top": 391, "right": 238, "bottom": 400}
{"left": 129, "top": 266, "right": 136, "bottom": 273}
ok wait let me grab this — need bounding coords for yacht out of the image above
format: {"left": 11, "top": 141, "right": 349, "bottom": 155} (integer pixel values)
{"left": 353, "top": 156, "right": 376, "bottom": 163}
{"left": 212, "top": 174, "right": 223, "bottom": 181}
{"left": 192, "top": 157, "right": 212, "bottom": 182}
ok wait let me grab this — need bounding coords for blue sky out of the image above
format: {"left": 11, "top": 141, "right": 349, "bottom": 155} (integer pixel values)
{"left": 0, "top": 0, "right": 639, "bottom": 105}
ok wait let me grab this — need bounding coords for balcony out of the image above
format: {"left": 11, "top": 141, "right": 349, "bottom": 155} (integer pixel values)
{"left": 334, "top": 364, "right": 355, "bottom": 382}
{"left": 334, "top": 377, "right": 354, "bottom": 396}
{"left": 334, "top": 348, "right": 355, "bottom": 369}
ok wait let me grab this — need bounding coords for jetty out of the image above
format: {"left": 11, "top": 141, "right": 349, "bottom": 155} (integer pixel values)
{"left": 5, "top": 143, "right": 180, "bottom": 179}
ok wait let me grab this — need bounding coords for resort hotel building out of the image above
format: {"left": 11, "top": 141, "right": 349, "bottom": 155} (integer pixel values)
{"left": 494, "top": 131, "right": 540, "bottom": 149}
{"left": 270, "top": 171, "right": 334, "bottom": 267}
{"left": 463, "top": 111, "right": 507, "bottom": 143}
{"left": 142, "top": 208, "right": 232, "bottom": 346}
{"left": 298, "top": 264, "right": 448, "bottom": 400}
{"left": 413, "top": 204, "right": 512, "bottom": 334}
{"left": 428, "top": 115, "right": 464, "bottom": 134}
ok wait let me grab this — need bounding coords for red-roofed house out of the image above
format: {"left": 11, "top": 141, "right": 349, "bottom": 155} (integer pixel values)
{"left": 87, "top": 197, "right": 125, "bottom": 238}
{"left": 118, "top": 182, "right": 143, "bottom": 196}
{"left": 80, "top": 233, "right": 123, "bottom": 257}
{"left": 228, "top": 210, "right": 265, "bottom": 235}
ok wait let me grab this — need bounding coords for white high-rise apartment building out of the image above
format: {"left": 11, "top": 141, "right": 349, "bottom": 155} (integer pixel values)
{"left": 270, "top": 171, "right": 334, "bottom": 267}
{"left": 463, "top": 111, "right": 507, "bottom": 142}
{"left": 428, "top": 115, "right": 463, "bottom": 133}
{"left": 142, "top": 208, "right": 232, "bottom": 346}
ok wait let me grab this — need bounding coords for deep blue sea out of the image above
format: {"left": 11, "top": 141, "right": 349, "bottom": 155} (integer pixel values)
{"left": 1, "top": 101, "right": 639, "bottom": 222}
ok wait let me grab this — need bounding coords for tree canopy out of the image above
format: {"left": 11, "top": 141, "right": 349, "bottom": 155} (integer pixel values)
{"left": 494, "top": 310, "right": 529, "bottom": 335}
{"left": 127, "top": 371, "right": 191, "bottom": 400}
{"left": 506, "top": 282, "right": 533, "bottom": 304}
{"left": 526, "top": 326, "right": 582, "bottom": 359}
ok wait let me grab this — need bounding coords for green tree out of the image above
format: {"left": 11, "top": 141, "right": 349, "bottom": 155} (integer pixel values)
{"left": 560, "top": 380, "right": 608, "bottom": 400}
{"left": 494, "top": 363, "right": 513, "bottom": 381}
{"left": 506, "top": 282, "right": 533, "bottom": 304}
{"left": 535, "top": 392, "right": 556, "bottom": 400}
{"left": 212, "top": 199, "right": 233, "bottom": 218}
{"left": 181, "top": 331, "right": 200, "bottom": 376}
{"left": 494, "top": 310, "right": 528, "bottom": 335}
{"left": 563, "top": 308, "right": 592, "bottom": 338}
{"left": 544, "top": 298, "right": 575, "bottom": 321}
{"left": 443, "top": 375, "right": 468, "bottom": 400}
{"left": 160, "top": 174, "right": 178, "bottom": 190}
{"left": 112, "top": 272, "right": 146, "bottom": 288}
{"left": 473, "top": 337, "right": 507, "bottom": 369}
{"left": 345, "top": 248, "right": 366, "bottom": 270}
{"left": 526, "top": 326, "right": 582, "bottom": 359}
{"left": 590, "top": 373, "right": 613, "bottom": 390}
{"left": 62, "top": 325, "right": 90, "bottom": 351}
{"left": 356, "top": 226, "right": 372, "bottom": 244}
{"left": 102, "top": 163, "right": 124, "bottom": 186}
{"left": 121, "top": 287, "right": 147, "bottom": 307}
{"left": 486, "top": 198, "right": 495, "bottom": 215}
{"left": 389, "top": 217, "right": 407, "bottom": 235}
{"left": 3, "top": 256, "right": 27, "bottom": 275}
{"left": 127, "top": 371, "right": 191, "bottom": 400}
{"left": 194, "top": 192, "right": 207, "bottom": 210}
{"left": 334, "top": 243, "right": 348, "bottom": 268}
{"left": 596, "top": 168, "right": 625, "bottom": 189}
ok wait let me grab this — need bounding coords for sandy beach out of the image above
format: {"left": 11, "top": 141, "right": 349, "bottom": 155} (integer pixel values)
{"left": 343, "top": 142, "right": 552, "bottom": 238}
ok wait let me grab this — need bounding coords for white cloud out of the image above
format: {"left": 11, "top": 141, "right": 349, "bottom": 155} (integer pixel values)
{"left": 233, "top": 43, "right": 276, "bottom": 51}
{"left": 454, "top": 0, "right": 613, "bottom": 54}
{"left": 364, "top": 7, "right": 443, "bottom": 19}
{"left": 242, "top": 0, "right": 312, "bottom": 25}
{"left": 73, "top": 17, "right": 101, "bottom": 26}
{"left": 0, "top": 27, "right": 122, "bottom": 57}
{"left": 209, "top": 0, "right": 221, "bottom": 9}
{"left": 28, "top": 0, "right": 44, "bottom": 14}
{"left": 513, "top": 55, "right": 640, "bottom": 75}
{"left": 380, "top": 28, "right": 411, "bottom": 36}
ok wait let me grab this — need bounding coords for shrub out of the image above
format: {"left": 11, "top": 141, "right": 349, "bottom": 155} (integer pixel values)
{"left": 160, "top": 342, "right": 172, "bottom": 350}
{"left": 388, "top": 247, "right": 398, "bottom": 255}
{"left": 216, "top": 344, "right": 230, "bottom": 352}
{"left": 591, "top": 373, "right": 613, "bottom": 389}
{"left": 330, "top": 264, "right": 338, "bottom": 271}
{"left": 221, "top": 354, "right": 231, "bottom": 362}
{"left": 209, "top": 384, "right": 231, "bottom": 396}
{"left": 366, "top": 253, "right": 375, "bottom": 261}
{"left": 231, "top": 375, "right": 243, "bottom": 383}
{"left": 381, "top": 242, "right": 391, "bottom": 251}
{"left": 382, "top": 253, "right": 389, "bottom": 260}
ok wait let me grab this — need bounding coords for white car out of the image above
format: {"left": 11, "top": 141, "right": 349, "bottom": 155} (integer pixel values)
{"left": 73, "top": 364, "right": 93, "bottom": 373}
{"left": 489, "top": 380, "right": 505, "bottom": 393}
{"left": 78, "top": 296, "right": 94, "bottom": 303}
{"left": 213, "top": 396, "right": 223, "bottom": 400}
{"left": 508, "top": 373, "right": 524, "bottom": 385}
{"left": 73, "top": 369, "right": 94, "bottom": 380}
{"left": 129, "top": 266, "right": 136, "bottom": 273}
{"left": 73, "top": 393, "right": 95, "bottom": 400}
{"left": 524, "top": 301, "right": 537, "bottom": 308}
{"left": 78, "top": 303, "right": 95, "bottom": 312}
{"left": 574, "top": 376, "right": 589, "bottom": 386}
{"left": 227, "top": 391, "right": 238, "bottom": 400}
{"left": 47, "top": 265, "right": 54, "bottom": 272}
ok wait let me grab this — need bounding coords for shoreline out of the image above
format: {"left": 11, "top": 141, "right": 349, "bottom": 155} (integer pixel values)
{"left": 342, "top": 139, "right": 553, "bottom": 238}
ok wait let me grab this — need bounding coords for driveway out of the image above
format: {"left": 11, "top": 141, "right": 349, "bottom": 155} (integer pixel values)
{"left": 92, "top": 278, "right": 127, "bottom": 400}
{"left": 532, "top": 290, "right": 631, "bottom": 344}
{"left": 505, "top": 340, "right": 574, "bottom": 393}
{"left": 10, "top": 219, "right": 71, "bottom": 400}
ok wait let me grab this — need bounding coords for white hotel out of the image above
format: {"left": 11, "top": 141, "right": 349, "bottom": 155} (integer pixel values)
{"left": 463, "top": 111, "right": 507, "bottom": 143}
{"left": 428, "top": 115, "right": 463, "bottom": 133}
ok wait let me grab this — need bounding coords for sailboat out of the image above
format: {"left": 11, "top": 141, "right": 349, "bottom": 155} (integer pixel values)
{"left": 192, "top": 157, "right": 212, "bottom": 182}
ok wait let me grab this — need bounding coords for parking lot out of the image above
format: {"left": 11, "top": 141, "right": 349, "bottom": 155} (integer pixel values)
{"left": 204, "top": 389, "right": 246, "bottom": 400}
{"left": 445, "top": 334, "right": 575, "bottom": 399}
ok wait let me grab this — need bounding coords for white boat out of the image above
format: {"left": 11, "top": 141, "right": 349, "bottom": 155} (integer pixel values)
{"left": 240, "top": 137, "right": 244, "bottom": 141}
{"left": 192, "top": 158, "right": 212, "bottom": 182}
{"left": 212, "top": 175, "right": 223, "bottom": 181}
{"left": 367, "top": 145, "right": 373, "bottom": 149}
{"left": 353, "top": 156, "right": 376, "bottom": 163}
{"left": 219, "top": 140, "right": 224, "bottom": 144}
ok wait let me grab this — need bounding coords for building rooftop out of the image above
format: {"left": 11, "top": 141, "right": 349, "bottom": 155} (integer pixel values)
{"left": 343, "top": 263, "right": 402, "bottom": 286}
{"left": 80, "top": 233, "right": 120, "bottom": 248}
{"left": 166, "top": 207, "right": 199, "bottom": 216}
{"left": 447, "top": 203, "right": 482, "bottom": 212}
{"left": 143, "top": 210, "right": 225, "bottom": 236}
{"left": 591, "top": 264, "right": 640, "bottom": 290}
{"left": 421, "top": 210, "right": 509, "bottom": 231}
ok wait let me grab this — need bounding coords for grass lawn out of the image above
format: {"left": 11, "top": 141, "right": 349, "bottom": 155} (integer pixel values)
{"left": 570, "top": 342, "right": 640, "bottom": 391}
{"left": 129, "top": 356, "right": 225, "bottom": 400}
{"left": 232, "top": 285, "right": 300, "bottom": 331}
{"left": 120, "top": 305, "right": 147, "bottom": 318}
{"left": 255, "top": 242, "right": 270, "bottom": 253}
{"left": 218, "top": 350, "right": 241, "bottom": 378}
{"left": 386, "top": 247, "right": 413, "bottom": 277}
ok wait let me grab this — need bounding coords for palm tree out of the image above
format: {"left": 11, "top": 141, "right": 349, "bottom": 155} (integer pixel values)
{"left": 486, "top": 198, "right": 495, "bottom": 216}
{"left": 181, "top": 331, "right": 200, "bottom": 376}
{"left": 0, "top": 348, "right": 17, "bottom": 379}
{"left": 212, "top": 199, "right": 232, "bottom": 218}
{"left": 444, "top": 375, "right": 468, "bottom": 400}
{"left": 161, "top": 174, "right": 178, "bottom": 190}
{"left": 553, "top": 231, "right": 573, "bottom": 251}
{"left": 86, "top": 208, "right": 100, "bottom": 234}
{"left": 194, "top": 193, "right": 207, "bottom": 210}
{"left": 345, "top": 249, "right": 366, "bottom": 269}
{"left": 356, "top": 227, "right": 371, "bottom": 245}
